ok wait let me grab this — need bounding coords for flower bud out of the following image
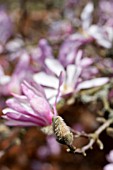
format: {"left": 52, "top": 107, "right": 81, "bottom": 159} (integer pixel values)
{"left": 52, "top": 116, "right": 74, "bottom": 147}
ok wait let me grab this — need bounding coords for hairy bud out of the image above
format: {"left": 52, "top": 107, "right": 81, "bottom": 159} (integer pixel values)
{"left": 52, "top": 116, "right": 74, "bottom": 148}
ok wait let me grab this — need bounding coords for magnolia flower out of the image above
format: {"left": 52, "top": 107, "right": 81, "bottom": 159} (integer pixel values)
{"left": 2, "top": 80, "right": 53, "bottom": 126}
{"left": 33, "top": 50, "right": 81, "bottom": 102}
{"left": 33, "top": 50, "right": 109, "bottom": 103}
{"left": 2, "top": 72, "right": 63, "bottom": 127}
{"left": 79, "top": 1, "right": 113, "bottom": 49}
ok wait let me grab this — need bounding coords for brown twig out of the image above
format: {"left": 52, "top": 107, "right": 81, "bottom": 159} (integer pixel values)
{"left": 73, "top": 118, "right": 113, "bottom": 155}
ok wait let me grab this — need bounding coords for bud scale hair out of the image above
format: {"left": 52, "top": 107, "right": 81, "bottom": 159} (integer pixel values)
{"left": 52, "top": 116, "right": 74, "bottom": 146}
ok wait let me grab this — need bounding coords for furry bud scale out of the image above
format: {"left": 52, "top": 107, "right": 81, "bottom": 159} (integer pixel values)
{"left": 52, "top": 116, "right": 73, "bottom": 146}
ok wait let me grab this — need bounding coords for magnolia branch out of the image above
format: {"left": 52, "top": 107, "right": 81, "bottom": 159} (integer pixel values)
{"left": 68, "top": 118, "right": 113, "bottom": 155}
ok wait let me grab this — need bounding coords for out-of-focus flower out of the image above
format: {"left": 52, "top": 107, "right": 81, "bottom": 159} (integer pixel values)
{"left": 0, "top": 52, "right": 31, "bottom": 96}
{"left": 103, "top": 150, "right": 113, "bottom": 170}
{"left": 96, "top": 57, "right": 113, "bottom": 77}
{"left": 79, "top": 1, "right": 113, "bottom": 49}
{"left": 30, "top": 38, "right": 53, "bottom": 72}
{"left": 0, "top": 7, "right": 13, "bottom": 45}
{"left": 58, "top": 33, "right": 93, "bottom": 67}
{"left": 37, "top": 136, "right": 60, "bottom": 159}
{"left": 65, "top": 0, "right": 79, "bottom": 8}
{"left": 88, "top": 25, "right": 113, "bottom": 48}
{"left": 33, "top": 50, "right": 109, "bottom": 103}
{"left": 48, "top": 20, "right": 73, "bottom": 42}
{"left": 2, "top": 80, "right": 54, "bottom": 127}
{"left": 30, "top": 161, "right": 53, "bottom": 170}
{"left": 99, "top": 0, "right": 113, "bottom": 26}
{"left": 8, "top": 52, "right": 32, "bottom": 94}
{"left": 0, "top": 38, "right": 55, "bottom": 97}
{"left": 64, "top": 0, "right": 81, "bottom": 23}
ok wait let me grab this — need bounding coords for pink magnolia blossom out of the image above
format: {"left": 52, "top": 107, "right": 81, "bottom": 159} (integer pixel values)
{"left": 2, "top": 80, "right": 54, "bottom": 127}
{"left": 2, "top": 72, "right": 63, "bottom": 127}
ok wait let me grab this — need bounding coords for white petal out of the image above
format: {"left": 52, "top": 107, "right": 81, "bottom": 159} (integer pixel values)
{"left": 0, "top": 65, "right": 4, "bottom": 76}
{"left": 69, "top": 33, "right": 84, "bottom": 41}
{"left": 66, "top": 50, "right": 76, "bottom": 63}
{"left": 88, "top": 25, "right": 100, "bottom": 38}
{"left": 0, "top": 75, "right": 11, "bottom": 85}
{"left": 106, "top": 27, "right": 113, "bottom": 42}
{"left": 45, "top": 58, "right": 64, "bottom": 76}
{"left": 2, "top": 108, "right": 18, "bottom": 114}
{"left": 106, "top": 150, "right": 113, "bottom": 162}
{"left": 33, "top": 72, "right": 59, "bottom": 89}
{"left": 66, "top": 64, "right": 82, "bottom": 86}
{"left": 44, "top": 88, "right": 57, "bottom": 99}
{"left": 81, "top": 2, "right": 94, "bottom": 20}
{"left": 75, "top": 50, "right": 83, "bottom": 65}
{"left": 6, "top": 38, "right": 24, "bottom": 52}
{"left": 81, "top": 2, "right": 94, "bottom": 29}
{"left": 80, "top": 58, "right": 93, "bottom": 67}
{"left": 98, "top": 39, "right": 111, "bottom": 49}
{"left": 77, "top": 78, "right": 109, "bottom": 90}
{"left": 103, "top": 164, "right": 113, "bottom": 170}
{"left": 66, "top": 64, "right": 77, "bottom": 86}
{"left": 49, "top": 96, "right": 57, "bottom": 105}
{"left": 88, "top": 25, "right": 111, "bottom": 48}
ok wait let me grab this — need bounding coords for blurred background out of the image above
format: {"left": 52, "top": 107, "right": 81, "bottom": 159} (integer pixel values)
{"left": 0, "top": 0, "right": 113, "bottom": 170}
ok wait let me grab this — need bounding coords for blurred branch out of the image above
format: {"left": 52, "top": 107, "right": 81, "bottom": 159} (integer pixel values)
{"left": 68, "top": 118, "right": 113, "bottom": 155}
{"left": 18, "top": 0, "right": 29, "bottom": 37}
{"left": 92, "top": 0, "right": 99, "bottom": 24}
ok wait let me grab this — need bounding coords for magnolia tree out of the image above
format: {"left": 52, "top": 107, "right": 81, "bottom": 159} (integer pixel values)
{"left": 0, "top": 0, "right": 113, "bottom": 170}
